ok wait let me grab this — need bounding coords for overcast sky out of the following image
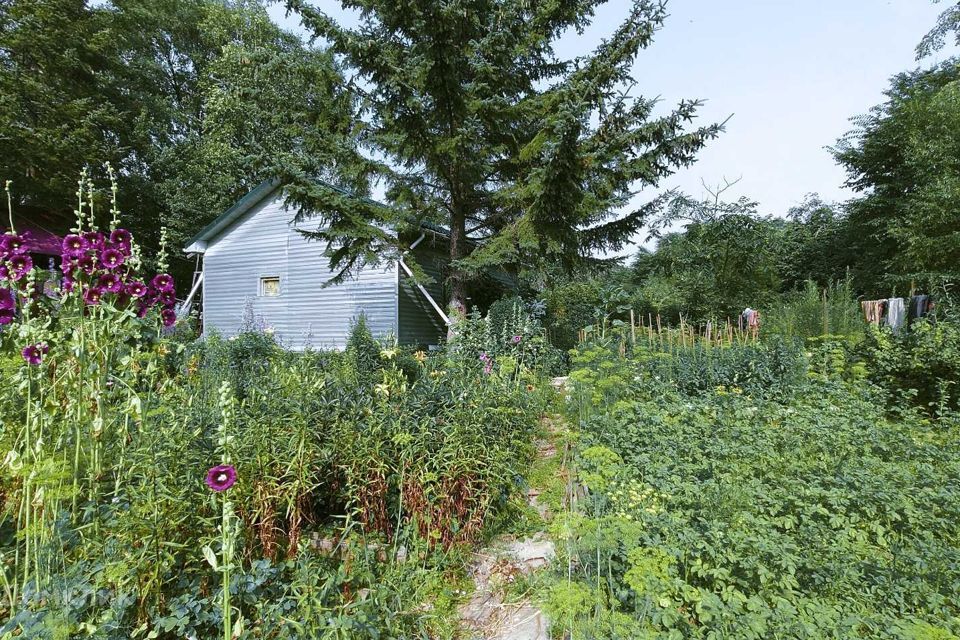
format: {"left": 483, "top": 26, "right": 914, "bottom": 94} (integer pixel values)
{"left": 268, "top": 0, "right": 956, "bottom": 225}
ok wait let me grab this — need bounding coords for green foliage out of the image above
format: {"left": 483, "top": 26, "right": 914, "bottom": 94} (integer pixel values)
{"left": 345, "top": 315, "right": 384, "bottom": 387}
{"left": 834, "top": 61, "right": 960, "bottom": 292}
{"left": 764, "top": 278, "right": 864, "bottom": 342}
{"left": 639, "top": 185, "right": 785, "bottom": 320}
{"left": 283, "top": 0, "right": 721, "bottom": 306}
{"left": 555, "top": 340, "right": 960, "bottom": 639}
{"left": 860, "top": 319, "right": 960, "bottom": 415}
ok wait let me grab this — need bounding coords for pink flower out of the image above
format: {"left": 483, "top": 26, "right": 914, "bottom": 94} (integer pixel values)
{"left": 6, "top": 254, "right": 33, "bottom": 281}
{"left": 83, "top": 286, "right": 103, "bottom": 306}
{"left": 77, "top": 255, "right": 95, "bottom": 275}
{"left": 21, "top": 343, "right": 46, "bottom": 365}
{"left": 99, "top": 248, "right": 125, "bottom": 270}
{"left": 151, "top": 273, "right": 174, "bottom": 292}
{"left": 109, "top": 229, "right": 131, "bottom": 246}
{"left": 1, "top": 233, "right": 31, "bottom": 257}
{"left": 205, "top": 465, "right": 237, "bottom": 492}
{"left": 82, "top": 231, "right": 105, "bottom": 250}
{"left": 61, "top": 234, "right": 88, "bottom": 257}
{"left": 98, "top": 273, "right": 122, "bottom": 293}
{"left": 511, "top": 335, "right": 522, "bottom": 344}
{"left": 126, "top": 281, "right": 147, "bottom": 298}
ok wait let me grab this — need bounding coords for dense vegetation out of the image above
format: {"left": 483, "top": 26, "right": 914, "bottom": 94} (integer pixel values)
{"left": 3, "top": 1, "right": 960, "bottom": 638}
{"left": 0, "top": 196, "right": 557, "bottom": 638}
{"left": 552, "top": 327, "right": 960, "bottom": 638}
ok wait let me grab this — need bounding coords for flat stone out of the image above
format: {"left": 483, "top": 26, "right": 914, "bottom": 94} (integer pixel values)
{"left": 488, "top": 602, "right": 549, "bottom": 640}
{"left": 505, "top": 533, "right": 555, "bottom": 573}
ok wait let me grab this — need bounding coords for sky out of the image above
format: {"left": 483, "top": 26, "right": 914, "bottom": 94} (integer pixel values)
{"left": 267, "top": 0, "right": 956, "bottom": 228}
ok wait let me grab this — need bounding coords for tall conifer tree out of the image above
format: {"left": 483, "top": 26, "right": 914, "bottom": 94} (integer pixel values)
{"left": 283, "top": 0, "right": 721, "bottom": 313}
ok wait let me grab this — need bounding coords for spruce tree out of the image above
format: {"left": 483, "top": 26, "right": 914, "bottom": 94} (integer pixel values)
{"left": 282, "top": 0, "right": 722, "bottom": 313}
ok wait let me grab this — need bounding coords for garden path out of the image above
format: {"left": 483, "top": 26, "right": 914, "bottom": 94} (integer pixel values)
{"left": 457, "top": 378, "right": 569, "bottom": 640}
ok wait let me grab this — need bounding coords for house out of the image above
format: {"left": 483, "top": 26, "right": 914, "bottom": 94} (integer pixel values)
{"left": 182, "top": 180, "right": 457, "bottom": 349}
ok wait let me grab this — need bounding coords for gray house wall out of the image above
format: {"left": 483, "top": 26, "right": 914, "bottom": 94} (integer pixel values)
{"left": 399, "top": 239, "right": 448, "bottom": 346}
{"left": 200, "top": 187, "right": 401, "bottom": 349}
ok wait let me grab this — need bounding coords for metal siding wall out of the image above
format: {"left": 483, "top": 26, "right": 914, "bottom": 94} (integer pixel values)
{"left": 397, "top": 241, "right": 447, "bottom": 346}
{"left": 202, "top": 190, "right": 398, "bottom": 349}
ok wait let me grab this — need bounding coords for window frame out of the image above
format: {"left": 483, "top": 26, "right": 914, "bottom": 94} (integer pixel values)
{"left": 258, "top": 275, "right": 281, "bottom": 298}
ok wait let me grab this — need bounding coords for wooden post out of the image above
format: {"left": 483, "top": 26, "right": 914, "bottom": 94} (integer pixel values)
{"left": 630, "top": 309, "right": 636, "bottom": 346}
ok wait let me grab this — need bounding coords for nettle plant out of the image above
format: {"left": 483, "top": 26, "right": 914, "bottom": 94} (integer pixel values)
{"left": 0, "top": 171, "right": 176, "bottom": 611}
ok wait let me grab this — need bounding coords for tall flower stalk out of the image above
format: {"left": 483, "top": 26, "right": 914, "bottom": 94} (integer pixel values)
{"left": 204, "top": 381, "right": 239, "bottom": 640}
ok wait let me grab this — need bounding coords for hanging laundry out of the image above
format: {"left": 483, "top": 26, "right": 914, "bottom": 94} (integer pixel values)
{"left": 861, "top": 299, "right": 883, "bottom": 325}
{"left": 885, "top": 297, "right": 905, "bottom": 333}
{"left": 909, "top": 295, "right": 932, "bottom": 321}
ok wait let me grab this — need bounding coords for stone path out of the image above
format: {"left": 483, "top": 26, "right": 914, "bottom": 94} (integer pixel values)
{"left": 458, "top": 384, "right": 568, "bottom": 640}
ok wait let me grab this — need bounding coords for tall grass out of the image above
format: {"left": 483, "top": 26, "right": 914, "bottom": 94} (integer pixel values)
{"left": 764, "top": 278, "right": 863, "bottom": 341}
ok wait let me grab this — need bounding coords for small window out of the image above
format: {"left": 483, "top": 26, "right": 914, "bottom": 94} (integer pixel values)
{"left": 260, "top": 276, "right": 280, "bottom": 297}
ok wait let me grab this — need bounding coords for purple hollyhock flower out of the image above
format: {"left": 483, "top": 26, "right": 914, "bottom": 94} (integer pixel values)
{"left": 109, "top": 229, "right": 131, "bottom": 246}
{"left": 77, "top": 255, "right": 95, "bottom": 275}
{"left": 126, "top": 280, "right": 147, "bottom": 298}
{"left": 21, "top": 344, "right": 44, "bottom": 365}
{"left": 8, "top": 254, "right": 33, "bottom": 281}
{"left": 160, "top": 308, "right": 176, "bottom": 327}
{"left": 1, "top": 233, "right": 30, "bottom": 256}
{"left": 82, "top": 231, "right": 105, "bottom": 250}
{"left": 98, "top": 272, "right": 122, "bottom": 293}
{"left": 511, "top": 335, "right": 522, "bottom": 344}
{"left": 82, "top": 286, "right": 103, "bottom": 306}
{"left": 0, "top": 287, "right": 14, "bottom": 310}
{"left": 61, "top": 234, "right": 88, "bottom": 257}
{"left": 99, "top": 248, "right": 124, "bottom": 270}
{"left": 205, "top": 464, "right": 237, "bottom": 492}
{"left": 158, "top": 289, "right": 176, "bottom": 306}
{"left": 0, "top": 288, "right": 15, "bottom": 324}
{"left": 62, "top": 277, "right": 75, "bottom": 293}
{"left": 151, "top": 273, "right": 174, "bottom": 293}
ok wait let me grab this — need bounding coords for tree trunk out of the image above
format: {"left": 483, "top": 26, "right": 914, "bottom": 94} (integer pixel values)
{"left": 448, "top": 204, "right": 468, "bottom": 324}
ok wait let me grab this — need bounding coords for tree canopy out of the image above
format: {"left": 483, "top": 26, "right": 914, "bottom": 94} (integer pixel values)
{"left": 0, "top": 0, "right": 361, "bottom": 283}
{"left": 282, "top": 0, "right": 722, "bottom": 312}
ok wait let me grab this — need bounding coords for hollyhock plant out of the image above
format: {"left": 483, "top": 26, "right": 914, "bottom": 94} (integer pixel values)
{"left": 99, "top": 248, "right": 125, "bottom": 270}
{"left": 21, "top": 343, "right": 47, "bottom": 365}
{"left": 126, "top": 281, "right": 147, "bottom": 298}
{"left": 61, "top": 234, "right": 88, "bottom": 256}
{"left": 83, "top": 286, "right": 103, "bottom": 306}
{"left": 78, "top": 255, "right": 95, "bottom": 275}
{"left": 98, "top": 273, "right": 123, "bottom": 294}
{"left": 82, "top": 231, "right": 105, "bottom": 249}
{"left": 205, "top": 465, "right": 237, "bottom": 492}
{"left": 8, "top": 254, "right": 33, "bottom": 281}
{"left": 151, "top": 274, "right": 174, "bottom": 292}
{"left": 0, "top": 287, "right": 15, "bottom": 324}
{"left": 160, "top": 308, "right": 176, "bottom": 327}
{"left": 109, "top": 229, "right": 131, "bottom": 246}
{"left": 1, "top": 233, "right": 31, "bottom": 256}
{"left": 158, "top": 289, "right": 176, "bottom": 306}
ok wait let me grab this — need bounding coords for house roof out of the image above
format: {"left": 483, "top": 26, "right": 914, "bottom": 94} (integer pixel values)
{"left": 183, "top": 179, "right": 455, "bottom": 254}
{"left": 184, "top": 179, "right": 281, "bottom": 253}
{"left": 7, "top": 210, "right": 72, "bottom": 256}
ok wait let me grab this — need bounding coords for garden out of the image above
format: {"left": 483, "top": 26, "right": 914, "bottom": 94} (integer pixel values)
{"left": 0, "top": 190, "right": 559, "bottom": 638}
{"left": 547, "top": 321, "right": 960, "bottom": 639}
{"left": 3, "top": 1, "right": 960, "bottom": 637}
